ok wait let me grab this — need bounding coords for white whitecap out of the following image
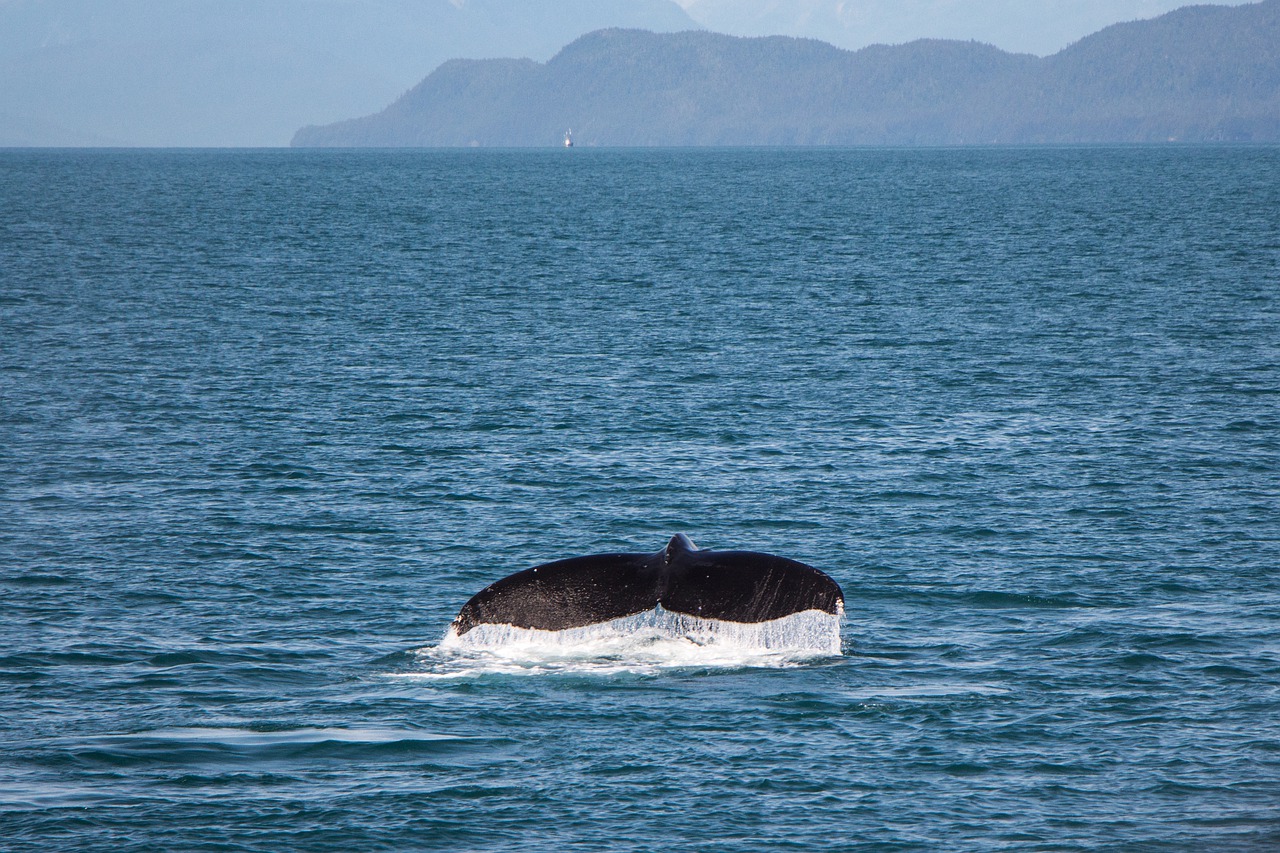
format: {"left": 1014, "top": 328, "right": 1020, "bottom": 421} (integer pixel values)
{"left": 404, "top": 607, "right": 842, "bottom": 679}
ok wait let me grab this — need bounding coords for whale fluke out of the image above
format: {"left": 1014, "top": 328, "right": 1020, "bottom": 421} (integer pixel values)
{"left": 449, "top": 534, "right": 843, "bottom": 636}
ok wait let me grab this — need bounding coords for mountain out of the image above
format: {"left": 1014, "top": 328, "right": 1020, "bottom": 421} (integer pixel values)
{"left": 0, "top": 0, "right": 697, "bottom": 147}
{"left": 674, "top": 0, "right": 1255, "bottom": 58}
{"left": 293, "top": 1, "right": 1280, "bottom": 146}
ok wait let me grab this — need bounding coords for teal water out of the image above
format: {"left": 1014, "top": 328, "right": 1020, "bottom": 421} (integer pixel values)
{"left": 2, "top": 147, "right": 1279, "bottom": 851}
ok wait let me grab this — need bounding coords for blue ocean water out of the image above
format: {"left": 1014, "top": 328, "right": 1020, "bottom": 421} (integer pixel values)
{"left": 2, "top": 147, "right": 1278, "bottom": 851}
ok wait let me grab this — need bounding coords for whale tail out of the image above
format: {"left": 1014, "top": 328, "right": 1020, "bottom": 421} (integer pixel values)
{"left": 450, "top": 534, "right": 843, "bottom": 636}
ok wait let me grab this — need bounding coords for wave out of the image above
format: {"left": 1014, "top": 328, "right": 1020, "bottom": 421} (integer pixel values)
{"left": 63, "top": 726, "right": 475, "bottom": 769}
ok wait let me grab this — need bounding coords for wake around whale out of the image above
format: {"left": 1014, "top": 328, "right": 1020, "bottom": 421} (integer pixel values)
{"left": 448, "top": 534, "right": 844, "bottom": 638}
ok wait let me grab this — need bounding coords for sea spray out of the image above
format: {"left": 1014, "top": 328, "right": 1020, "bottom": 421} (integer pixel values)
{"left": 408, "top": 607, "right": 843, "bottom": 678}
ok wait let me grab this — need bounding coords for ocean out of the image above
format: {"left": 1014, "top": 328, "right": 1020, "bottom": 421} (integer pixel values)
{"left": 2, "top": 146, "right": 1278, "bottom": 851}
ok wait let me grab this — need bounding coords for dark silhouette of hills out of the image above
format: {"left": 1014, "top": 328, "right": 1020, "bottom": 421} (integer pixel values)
{"left": 293, "top": 0, "right": 1280, "bottom": 146}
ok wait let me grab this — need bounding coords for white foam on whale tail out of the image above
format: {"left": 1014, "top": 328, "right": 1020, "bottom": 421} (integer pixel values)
{"left": 408, "top": 607, "right": 842, "bottom": 679}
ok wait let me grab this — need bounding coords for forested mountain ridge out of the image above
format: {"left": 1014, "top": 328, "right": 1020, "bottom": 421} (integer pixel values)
{"left": 293, "top": 0, "right": 1280, "bottom": 146}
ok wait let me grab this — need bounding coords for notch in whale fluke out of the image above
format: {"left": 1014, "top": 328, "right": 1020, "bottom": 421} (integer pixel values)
{"left": 449, "top": 534, "right": 844, "bottom": 636}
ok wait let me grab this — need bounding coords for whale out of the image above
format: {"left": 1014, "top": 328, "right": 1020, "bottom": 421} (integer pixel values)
{"left": 449, "top": 533, "right": 843, "bottom": 636}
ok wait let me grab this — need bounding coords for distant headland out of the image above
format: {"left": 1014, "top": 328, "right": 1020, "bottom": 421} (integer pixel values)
{"left": 293, "top": 0, "right": 1279, "bottom": 147}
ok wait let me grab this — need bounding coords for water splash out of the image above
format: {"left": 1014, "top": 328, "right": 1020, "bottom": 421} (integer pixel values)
{"left": 404, "top": 607, "right": 842, "bottom": 679}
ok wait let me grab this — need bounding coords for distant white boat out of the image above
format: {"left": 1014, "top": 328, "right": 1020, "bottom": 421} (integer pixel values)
{"left": 564, "top": 129, "right": 573, "bottom": 148}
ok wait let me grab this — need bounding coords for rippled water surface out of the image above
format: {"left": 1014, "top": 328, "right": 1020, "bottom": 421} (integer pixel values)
{"left": 2, "top": 147, "right": 1279, "bottom": 851}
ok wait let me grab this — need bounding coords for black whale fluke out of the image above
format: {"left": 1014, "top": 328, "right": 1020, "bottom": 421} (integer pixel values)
{"left": 449, "top": 534, "right": 844, "bottom": 636}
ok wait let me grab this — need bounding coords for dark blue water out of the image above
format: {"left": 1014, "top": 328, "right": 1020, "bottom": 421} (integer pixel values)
{"left": 2, "top": 147, "right": 1278, "bottom": 851}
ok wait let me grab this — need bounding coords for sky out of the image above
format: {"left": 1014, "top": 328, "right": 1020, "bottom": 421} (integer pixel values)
{"left": 0, "top": 0, "right": 1257, "bottom": 146}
